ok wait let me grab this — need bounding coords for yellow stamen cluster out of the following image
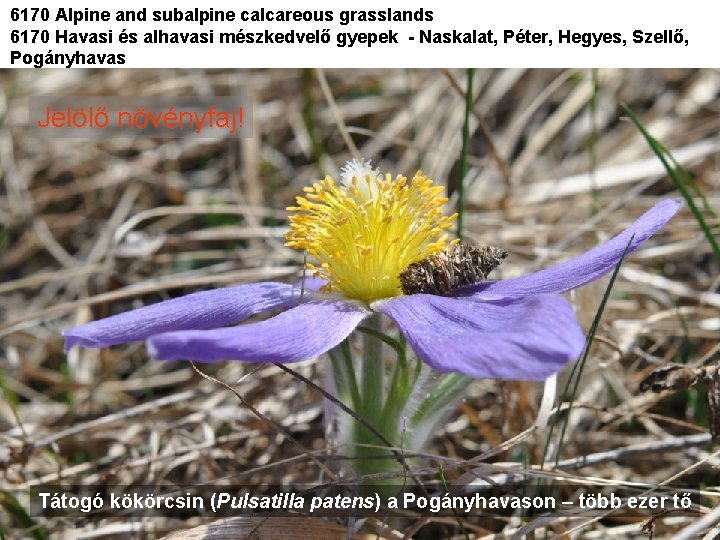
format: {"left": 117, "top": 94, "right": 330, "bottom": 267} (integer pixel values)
{"left": 285, "top": 164, "right": 457, "bottom": 303}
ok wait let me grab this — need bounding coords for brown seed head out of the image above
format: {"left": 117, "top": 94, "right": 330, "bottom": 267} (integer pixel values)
{"left": 399, "top": 243, "right": 508, "bottom": 295}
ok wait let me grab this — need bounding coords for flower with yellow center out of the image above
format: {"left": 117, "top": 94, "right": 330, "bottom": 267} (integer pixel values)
{"left": 60, "top": 160, "right": 680, "bottom": 488}
{"left": 63, "top": 154, "right": 680, "bottom": 381}
{"left": 284, "top": 159, "right": 457, "bottom": 303}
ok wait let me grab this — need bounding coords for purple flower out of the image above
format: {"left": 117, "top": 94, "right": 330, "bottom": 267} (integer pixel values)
{"left": 64, "top": 197, "right": 681, "bottom": 381}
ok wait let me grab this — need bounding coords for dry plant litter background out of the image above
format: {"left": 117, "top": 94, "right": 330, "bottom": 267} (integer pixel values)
{"left": 1, "top": 68, "right": 719, "bottom": 539}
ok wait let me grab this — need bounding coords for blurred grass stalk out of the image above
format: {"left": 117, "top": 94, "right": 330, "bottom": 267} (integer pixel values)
{"left": 456, "top": 68, "right": 475, "bottom": 241}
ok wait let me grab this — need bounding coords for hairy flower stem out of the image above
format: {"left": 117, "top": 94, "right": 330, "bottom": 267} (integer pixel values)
{"left": 353, "top": 313, "right": 396, "bottom": 481}
{"left": 326, "top": 314, "right": 472, "bottom": 488}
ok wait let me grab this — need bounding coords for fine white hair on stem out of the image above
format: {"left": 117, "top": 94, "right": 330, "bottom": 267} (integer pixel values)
{"left": 535, "top": 373, "right": 557, "bottom": 429}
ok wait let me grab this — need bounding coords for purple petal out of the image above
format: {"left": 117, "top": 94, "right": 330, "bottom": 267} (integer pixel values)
{"left": 465, "top": 199, "right": 681, "bottom": 301}
{"left": 147, "top": 298, "right": 369, "bottom": 363}
{"left": 375, "top": 294, "right": 585, "bottom": 380}
{"left": 64, "top": 282, "right": 302, "bottom": 350}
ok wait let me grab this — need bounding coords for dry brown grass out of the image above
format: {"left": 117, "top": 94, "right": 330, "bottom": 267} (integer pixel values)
{"left": 1, "top": 69, "right": 719, "bottom": 539}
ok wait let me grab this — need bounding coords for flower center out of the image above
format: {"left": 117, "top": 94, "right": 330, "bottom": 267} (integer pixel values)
{"left": 285, "top": 160, "right": 457, "bottom": 303}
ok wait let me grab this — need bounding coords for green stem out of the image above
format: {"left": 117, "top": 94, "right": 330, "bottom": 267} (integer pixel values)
{"left": 356, "top": 325, "right": 410, "bottom": 421}
{"left": 350, "top": 313, "right": 401, "bottom": 485}
{"left": 359, "top": 313, "right": 384, "bottom": 423}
